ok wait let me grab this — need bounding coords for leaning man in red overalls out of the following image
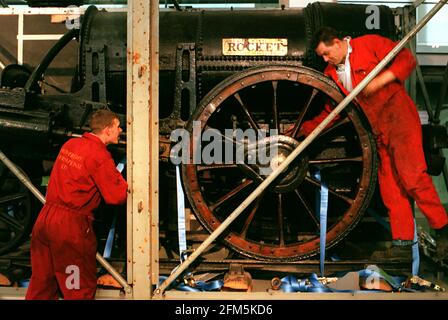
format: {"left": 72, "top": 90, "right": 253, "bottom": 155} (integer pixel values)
{"left": 26, "top": 109, "right": 128, "bottom": 300}
{"left": 298, "top": 27, "right": 448, "bottom": 261}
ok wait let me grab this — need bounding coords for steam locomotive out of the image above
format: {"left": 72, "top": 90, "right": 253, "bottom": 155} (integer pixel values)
{"left": 0, "top": 2, "right": 441, "bottom": 262}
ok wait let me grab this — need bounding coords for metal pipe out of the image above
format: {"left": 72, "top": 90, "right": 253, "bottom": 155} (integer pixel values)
{"left": 24, "top": 28, "right": 79, "bottom": 92}
{"left": 434, "top": 61, "right": 448, "bottom": 123}
{"left": 410, "top": 45, "right": 436, "bottom": 123}
{"left": 441, "top": 161, "right": 448, "bottom": 197}
{"left": 0, "top": 148, "right": 132, "bottom": 294}
{"left": 0, "top": 150, "right": 45, "bottom": 204}
{"left": 154, "top": 0, "right": 448, "bottom": 295}
{"left": 95, "top": 253, "right": 131, "bottom": 293}
{"left": 172, "top": 0, "right": 181, "bottom": 11}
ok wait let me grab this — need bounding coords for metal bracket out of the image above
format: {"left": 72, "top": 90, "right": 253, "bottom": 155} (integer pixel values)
{"left": 173, "top": 43, "right": 197, "bottom": 122}
{"left": 83, "top": 45, "right": 107, "bottom": 103}
{"left": 159, "top": 43, "right": 197, "bottom": 134}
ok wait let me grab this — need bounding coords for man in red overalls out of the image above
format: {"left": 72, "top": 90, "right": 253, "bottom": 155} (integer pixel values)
{"left": 26, "top": 109, "right": 128, "bottom": 299}
{"left": 299, "top": 27, "right": 448, "bottom": 261}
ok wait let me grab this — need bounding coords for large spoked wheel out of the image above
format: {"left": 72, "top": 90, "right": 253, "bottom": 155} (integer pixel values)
{"left": 0, "top": 163, "right": 34, "bottom": 256}
{"left": 182, "top": 66, "right": 377, "bottom": 261}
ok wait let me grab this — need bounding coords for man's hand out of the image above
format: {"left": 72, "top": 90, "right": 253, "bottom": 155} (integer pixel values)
{"left": 363, "top": 70, "right": 396, "bottom": 97}
{"left": 283, "top": 124, "right": 306, "bottom": 139}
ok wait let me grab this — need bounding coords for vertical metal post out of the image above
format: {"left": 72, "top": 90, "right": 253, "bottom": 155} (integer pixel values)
{"left": 149, "top": 0, "right": 160, "bottom": 294}
{"left": 403, "top": 5, "right": 436, "bottom": 123}
{"left": 17, "top": 13, "right": 23, "bottom": 64}
{"left": 279, "top": 0, "right": 289, "bottom": 8}
{"left": 127, "top": 0, "right": 159, "bottom": 300}
{"left": 404, "top": 5, "right": 418, "bottom": 103}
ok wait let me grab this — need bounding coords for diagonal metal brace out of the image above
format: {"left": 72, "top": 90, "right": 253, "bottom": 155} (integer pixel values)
{"left": 154, "top": 0, "right": 448, "bottom": 296}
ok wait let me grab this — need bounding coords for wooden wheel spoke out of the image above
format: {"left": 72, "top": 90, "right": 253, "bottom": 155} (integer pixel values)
{"left": 290, "top": 88, "right": 318, "bottom": 137}
{"left": 277, "top": 193, "right": 285, "bottom": 245}
{"left": 197, "top": 163, "right": 263, "bottom": 183}
{"left": 204, "top": 125, "right": 242, "bottom": 146}
{"left": 234, "top": 92, "right": 260, "bottom": 131}
{"left": 304, "top": 176, "right": 354, "bottom": 204}
{"left": 319, "top": 116, "right": 351, "bottom": 137}
{"left": 309, "top": 156, "right": 363, "bottom": 165}
{"left": 240, "top": 196, "right": 262, "bottom": 237}
{"left": 293, "top": 189, "right": 320, "bottom": 230}
{"left": 272, "top": 81, "right": 279, "bottom": 131}
{"left": 197, "top": 164, "right": 239, "bottom": 172}
{"left": 209, "top": 179, "right": 254, "bottom": 211}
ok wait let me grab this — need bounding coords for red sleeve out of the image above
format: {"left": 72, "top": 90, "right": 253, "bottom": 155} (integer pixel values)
{"left": 368, "top": 34, "right": 416, "bottom": 82}
{"left": 91, "top": 157, "right": 128, "bottom": 205}
{"left": 301, "top": 101, "right": 334, "bottom": 136}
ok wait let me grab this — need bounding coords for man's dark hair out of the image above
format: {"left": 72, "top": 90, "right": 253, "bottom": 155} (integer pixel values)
{"left": 88, "top": 109, "right": 119, "bottom": 134}
{"left": 310, "top": 27, "right": 343, "bottom": 50}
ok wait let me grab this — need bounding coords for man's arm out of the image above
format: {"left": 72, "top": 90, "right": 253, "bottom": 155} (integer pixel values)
{"left": 363, "top": 34, "right": 416, "bottom": 96}
{"left": 92, "top": 157, "right": 128, "bottom": 205}
{"left": 363, "top": 70, "right": 396, "bottom": 96}
{"left": 300, "top": 101, "right": 335, "bottom": 136}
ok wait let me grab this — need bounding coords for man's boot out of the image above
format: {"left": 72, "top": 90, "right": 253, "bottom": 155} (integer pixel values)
{"left": 435, "top": 224, "right": 448, "bottom": 263}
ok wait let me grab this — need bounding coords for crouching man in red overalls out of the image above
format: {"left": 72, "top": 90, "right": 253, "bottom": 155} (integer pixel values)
{"left": 26, "top": 109, "right": 128, "bottom": 300}
{"left": 296, "top": 27, "right": 448, "bottom": 261}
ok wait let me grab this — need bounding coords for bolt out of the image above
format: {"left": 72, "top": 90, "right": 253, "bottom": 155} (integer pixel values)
{"left": 138, "top": 201, "right": 144, "bottom": 212}
{"left": 271, "top": 277, "right": 282, "bottom": 290}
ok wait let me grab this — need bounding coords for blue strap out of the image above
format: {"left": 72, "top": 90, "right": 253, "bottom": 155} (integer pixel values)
{"left": 176, "top": 280, "right": 223, "bottom": 292}
{"left": 279, "top": 275, "right": 304, "bottom": 292}
{"left": 412, "top": 218, "right": 420, "bottom": 276}
{"left": 314, "top": 170, "right": 328, "bottom": 277}
{"left": 103, "top": 214, "right": 117, "bottom": 258}
{"left": 175, "top": 165, "right": 188, "bottom": 262}
{"left": 158, "top": 276, "right": 223, "bottom": 292}
{"left": 278, "top": 267, "right": 411, "bottom": 293}
{"left": 102, "top": 159, "right": 126, "bottom": 258}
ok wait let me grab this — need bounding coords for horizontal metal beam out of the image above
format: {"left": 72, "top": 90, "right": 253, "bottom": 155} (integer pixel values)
{"left": 2, "top": 0, "right": 279, "bottom": 4}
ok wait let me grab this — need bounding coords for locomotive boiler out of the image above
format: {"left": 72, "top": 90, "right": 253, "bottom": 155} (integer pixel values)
{"left": 0, "top": 2, "right": 411, "bottom": 261}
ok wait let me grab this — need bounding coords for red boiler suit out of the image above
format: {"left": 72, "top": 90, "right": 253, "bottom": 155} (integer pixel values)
{"left": 26, "top": 133, "right": 127, "bottom": 300}
{"left": 302, "top": 34, "right": 448, "bottom": 241}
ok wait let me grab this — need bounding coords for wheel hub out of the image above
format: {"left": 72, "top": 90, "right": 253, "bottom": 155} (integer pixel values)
{"left": 238, "top": 135, "right": 309, "bottom": 193}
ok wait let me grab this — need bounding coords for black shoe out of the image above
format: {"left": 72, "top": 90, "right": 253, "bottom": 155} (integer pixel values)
{"left": 435, "top": 225, "right": 448, "bottom": 262}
